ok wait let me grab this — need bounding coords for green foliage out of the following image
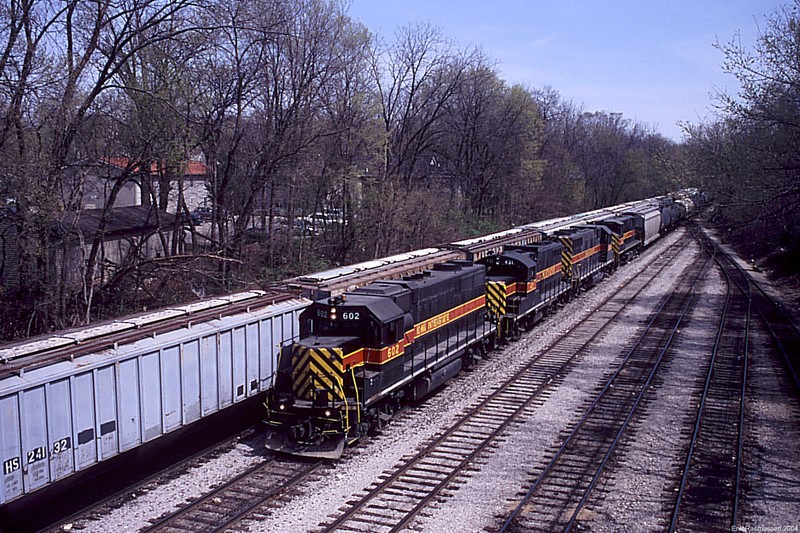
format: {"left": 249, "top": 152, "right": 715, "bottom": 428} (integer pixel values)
{"left": 451, "top": 212, "right": 504, "bottom": 239}
{"left": 687, "top": 1, "right": 800, "bottom": 277}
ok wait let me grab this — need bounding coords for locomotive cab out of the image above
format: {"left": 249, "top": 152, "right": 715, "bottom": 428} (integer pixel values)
{"left": 480, "top": 251, "right": 535, "bottom": 327}
{"left": 599, "top": 215, "right": 640, "bottom": 263}
{"left": 504, "top": 242, "right": 566, "bottom": 306}
{"left": 573, "top": 224, "right": 614, "bottom": 271}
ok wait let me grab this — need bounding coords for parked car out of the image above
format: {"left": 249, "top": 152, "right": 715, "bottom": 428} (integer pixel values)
{"left": 293, "top": 218, "right": 320, "bottom": 236}
{"left": 179, "top": 210, "right": 203, "bottom": 225}
{"left": 301, "top": 210, "right": 344, "bottom": 232}
{"left": 193, "top": 206, "right": 213, "bottom": 221}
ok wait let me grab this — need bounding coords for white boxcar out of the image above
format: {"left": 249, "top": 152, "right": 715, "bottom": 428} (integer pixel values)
{"left": 0, "top": 298, "right": 308, "bottom": 505}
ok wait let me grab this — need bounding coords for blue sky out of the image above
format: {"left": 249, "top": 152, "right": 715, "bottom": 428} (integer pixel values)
{"left": 347, "top": 0, "right": 787, "bottom": 141}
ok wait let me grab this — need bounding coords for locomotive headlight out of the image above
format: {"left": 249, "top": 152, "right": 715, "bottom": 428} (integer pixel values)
{"left": 324, "top": 409, "right": 332, "bottom": 417}
{"left": 279, "top": 403, "right": 286, "bottom": 411}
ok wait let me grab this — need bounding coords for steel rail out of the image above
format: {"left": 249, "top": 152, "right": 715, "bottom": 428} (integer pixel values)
{"left": 564, "top": 289, "right": 696, "bottom": 532}
{"left": 694, "top": 223, "right": 799, "bottom": 391}
{"left": 668, "top": 237, "right": 730, "bottom": 532}
{"left": 141, "top": 458, "right": 322, "bottom": 533}
{"left": 500, "top": 244, "right": 709, "bottom": 532}
{"left": 51, "top": 430, "right": 255, "bottom": 532}
{"left": 734, "top": 278, "right": 751, "bottom": 529}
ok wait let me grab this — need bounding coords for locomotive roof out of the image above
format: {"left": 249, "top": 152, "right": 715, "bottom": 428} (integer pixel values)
{"left": 351, "top": 282, "right": 409, "bottom": 298}
{"left": 482, "top": 250, "right": 537, "bottom": 270}
{"left": 385, "top": 261, "right": 484, "bottom": 299}
{"left": 555, "top": 225, "right": 596, "bottom": 237}
{"left": 312, "top": 260, "right": 483, "bottom": 324}
{"left": 503, "top": 241, "right": 561, "bottom": 261}
{"left": 507, "top": 240, "right": 561, "bottom": 251}
{"left": 319, "top": 292, "right": 406, "bottom": 323}
{"left": 573, "top": 223, "right": 612, "bottom": 236}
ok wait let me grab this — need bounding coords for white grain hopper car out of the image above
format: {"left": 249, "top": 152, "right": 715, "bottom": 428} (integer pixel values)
{"left": 0, "top": 298, "right": 308, "bottom": 505}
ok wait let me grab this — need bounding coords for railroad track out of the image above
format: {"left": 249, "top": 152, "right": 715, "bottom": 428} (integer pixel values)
{"left": 497, "top": 242, "right": 708, "bottom": 532}
{"left": 691, "top": 224, "right": 800, "bottom": 391}
{"left": 668, "top": 225, "right": 800, "bottom": 531}
{"left": 318, "top": 236, "right": 695, "bottom": 533}
{"left": 666, "top": 227, "right": 750, "bottom": 531}
{"left": 141, "top": 457, "right": 323, "bottom": 533}
{"left": 751, "top": 283, "right": 800, "bottom": 393}
{"left": 44, "top": 429, "right": 258, "bottom": 532}
{"left": 708, "top": 231, "right": 800, "bottom": 393}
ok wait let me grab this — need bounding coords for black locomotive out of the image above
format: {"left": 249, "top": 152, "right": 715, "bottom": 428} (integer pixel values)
{"left": 480, "top": 240, "right": 564, "bottom": 340}
{"left": 265, "top": 261, "right": 488, "bottom": 458}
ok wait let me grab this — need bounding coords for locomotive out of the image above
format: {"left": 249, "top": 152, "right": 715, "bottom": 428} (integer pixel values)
{"left": 480, "top": 240, "right": 564, "bottom": 340}
{"left": 264, "top": 192, "right": 699, "bottom": 458}
{"left": 265, "top": 261, "right": 489, "bottom": 458}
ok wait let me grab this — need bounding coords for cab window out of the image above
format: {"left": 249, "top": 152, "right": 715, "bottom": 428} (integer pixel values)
{"left": 388, "top": 319, "right": 403, "bottom": 344}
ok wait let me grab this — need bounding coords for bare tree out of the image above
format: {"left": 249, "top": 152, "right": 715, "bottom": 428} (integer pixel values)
{"left": 0, "top": 0, "right": 201, "bottom": 331}
{"left": 440, "top": 62, "right": 542, "bottom": 221}
{"left": 687, "top": 1, "right": 800, "bottom": 264}
{"left": 530, "top": 88, "right": 590, "bottom": 216}
{"left": 236, "top": 0, "right": 364, "bottom": 261}
{"left": 364, "top": 23, "right": 477, "bottom": 255}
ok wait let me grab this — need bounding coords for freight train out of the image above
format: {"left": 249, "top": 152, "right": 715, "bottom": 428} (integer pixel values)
{"left": 0, "top": 189, "right": 700, "bottom": 513}
{"left": 264, "top": 190, "right": 702, "bottom": 458}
